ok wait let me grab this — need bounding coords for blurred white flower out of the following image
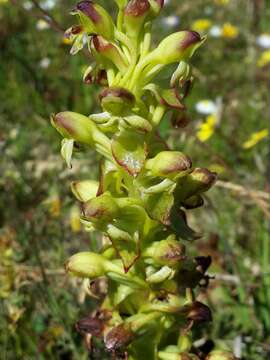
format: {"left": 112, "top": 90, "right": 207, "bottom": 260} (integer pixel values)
{"left": 36, "top": 19, "right": 50, "bottom": 31}
{"left": 195, "top": 100, "right": 218, "bottom": 115}
{"left": 162, "top": 15, "right": 180, "bottom": 27}
{"left": 256, "top": 34, "right": 270, "bottom": 49}
{"left": 41, "top": 0, "right": 56, "bottom": 10}
{"left": 9, "top": 128, "right": 19, "bottom": 140}
{"left": 23, "top": 1, "right": 33, "bottom": 10}
{"left": 39, "top": 57, "right": 51, "bottom": 69}
{"left": 164, "top": 0, "right": 171, "bottom": 4}
{"left": 209, "top": 25, "right": 222, "bottom": 37}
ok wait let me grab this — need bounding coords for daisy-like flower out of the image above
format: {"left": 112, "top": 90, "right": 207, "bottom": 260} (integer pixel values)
{"left": 195, "top": 99, "right": 218, "bottom": 115}
{"left": 23, "top": 1, "right": 33, "bottom": 10}
{"left": 41, "top": 0, "right": 56, "bottom": 10}
{"left": 191, "top": 19, "right": 212, "bottom": 33}
{"left": 162, "top": 15, "right": 180, "bottom": 28}
{"left": 36, "top": 19, "right": 50, "bottom": 31}
{"left": 70, "top": 206, "right": 82, "bottom": 232}
{"left": 257, "top": 50, "right": 270, "bottom": 67}
{"left": 215, "top": 0, "right": 230, "bottom": 5}
{"left": 39, "top": 57, "right": 51, "bottom": 69}
{"left": 222, "top": 23, "right": 239, "bottom": 39}
{"left": 196, "top": 114, "right": 218, "bottom": 142}
{"left": 44, "top": 195, "right": 61, "bottom": 217}
{"left": 209, "top": 25, "right": 222, "bottom": 38}
{"left": 256, "top": 34, "right": 270, "bottom": 49}
{"left": 62, "top": 36, "right": 73, "bottom": 46}
{"left": 242, "top": 129, "right": 269, "bottom": 149}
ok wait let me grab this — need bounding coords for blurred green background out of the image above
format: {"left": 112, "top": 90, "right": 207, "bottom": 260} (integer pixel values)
{"left": 0, "top": 0, "right": 270, "bottom": 359}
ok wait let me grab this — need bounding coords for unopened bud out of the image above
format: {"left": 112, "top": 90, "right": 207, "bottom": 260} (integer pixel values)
{"left": 91, "top": 35, "right": 128, "bottom": 72}
{"left": 51, "top": 112, "right": 97, "bottom": 146}
{"left": 71, "top": 180, "right": 99, "bottom": 202}
{"left": 206, "top": 350, "right": 238, "bottom": 360}
{"left": 99, "top": 87, "right": 135, "bottom": 115}
{"left": 66, "top": 252, "right": 107, "bottom": 278}
{"left": 74, "top": 1, "right": 114, "bottom": 39}
{"left": 151, "top": 31, "right": 205, "bottom": 65}
{"left": 124, "top": 0, "right": 151, "bottom": 38}
{"left": 146, "top": 151, "right": 192, "bottom": 179}
{"left": 143, "top": 236, "right": 186, "bottom": 267}
{"left": 104, "top": 323, "right": 134, "bottom": 351}
{"left": 82, "top": 192, "right": 119, "bottom": 223}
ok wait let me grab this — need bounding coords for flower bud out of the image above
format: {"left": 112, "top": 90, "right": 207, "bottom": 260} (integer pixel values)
{"left": 99, "top": 87, "right": 136, "bottom": 116}
{"left": 124, "top": 0, "right": 151, "bottom": 38}
{"left": 82, "top": 193, "right": 119, "bottom": 224}
{"left": 74, "top": 1, "right": 114, "bottom": 39}
{"left": 66, "top": 252, "right": 107, "bottom": 278}
{"left": 143, "top": 236, "right": 186, "bottom": 267}
{"left": 104, "top": 323, "right": 134, "bottom": 351}
{"left": 91, "top": 35, "right": 128, "bottom": 73}
{"left": 206, "top": 350, "right": 238, "bottom": 360}
{"left": 51, "top": 112, "right": 97, "bottom": 146}
{"left": 151, "top": 31, "right": 205, "bottom": 65}
{"left": 146, "top": 151, "right": 192, "bottom": 179}
{"left": 71, "top": 180, "right": 99, "bottom": 202}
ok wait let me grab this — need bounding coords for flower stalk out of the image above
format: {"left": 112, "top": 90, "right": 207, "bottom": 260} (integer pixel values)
{"left": 51, "top": 1, "right": 237, "bottom": 359}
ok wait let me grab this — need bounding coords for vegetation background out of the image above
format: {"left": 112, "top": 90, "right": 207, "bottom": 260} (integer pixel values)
{"left": 0, "top": 0, "right": 269, "bottom": 359}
